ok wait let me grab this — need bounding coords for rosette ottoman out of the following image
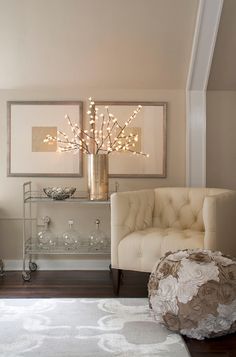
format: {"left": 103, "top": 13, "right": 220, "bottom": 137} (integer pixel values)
{"left": 148, "top": 249, "right": 236, "bottom": 340}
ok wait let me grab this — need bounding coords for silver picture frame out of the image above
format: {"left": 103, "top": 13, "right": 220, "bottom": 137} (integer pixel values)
{"left": 7, "top": 100, "right": 83, "bottom": 177}
{"left": 94, "top": 101, "right": 167, "bottom": 178}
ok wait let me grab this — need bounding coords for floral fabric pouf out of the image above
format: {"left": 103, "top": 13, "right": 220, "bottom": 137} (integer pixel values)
{"left": 148, "top": 249, "right": 236, "bottom": 340}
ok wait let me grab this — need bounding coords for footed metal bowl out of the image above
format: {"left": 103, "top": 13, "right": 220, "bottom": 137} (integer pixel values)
{"left": 43, "top": 187, "right": 76, "bottom": 200}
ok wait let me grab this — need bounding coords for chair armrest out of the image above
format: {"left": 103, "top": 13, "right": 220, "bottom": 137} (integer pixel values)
{"left": 203, "top": 191, "right": 236, "bottom": 257}
{"left": 111, "top": 189, "right": 154, "bottom": 268}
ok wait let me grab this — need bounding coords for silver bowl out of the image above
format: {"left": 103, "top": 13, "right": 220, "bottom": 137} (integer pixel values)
{"left": 43, "top": 187, "right": 76, "bottom": 200}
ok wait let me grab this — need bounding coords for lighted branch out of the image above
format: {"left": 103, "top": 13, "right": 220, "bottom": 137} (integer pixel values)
{"left": 44, "top": 98, "right": 149, "bottom": 157}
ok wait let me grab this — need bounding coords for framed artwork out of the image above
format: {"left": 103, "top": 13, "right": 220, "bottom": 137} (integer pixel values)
{"left": 94, "top": 101, "right": 167, "bottom": 177}
{"left": 7, "top": 101, "right": 83, "bottom": 177}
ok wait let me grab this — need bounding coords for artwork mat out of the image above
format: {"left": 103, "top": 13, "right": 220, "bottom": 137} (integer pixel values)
{"left": 94, "top": 101, "right": 167, "bottom": 178}
{"left": 31, "top": 126, "right": 57, "bottom": 152}
{"left": 7, "top": 101, "right": 83, "bottom": 177}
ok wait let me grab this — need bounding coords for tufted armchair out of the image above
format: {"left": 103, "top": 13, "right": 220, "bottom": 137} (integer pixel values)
{"left": 110, "top": 187, "right": 236, "bottom": 292}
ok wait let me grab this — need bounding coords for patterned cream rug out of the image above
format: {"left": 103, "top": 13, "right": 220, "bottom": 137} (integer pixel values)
{"left": 0, "top": 298, "right": 190, "bottom": 356}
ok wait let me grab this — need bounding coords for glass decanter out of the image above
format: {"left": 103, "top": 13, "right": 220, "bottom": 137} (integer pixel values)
{"left": 63, "top": 220, "right": 79, "bottom": 250}
{"left": 38, "top": 216, "right": 56, "bottom": 249}
{"left": 89, "top": 219, "right": 107, "bottom": 251}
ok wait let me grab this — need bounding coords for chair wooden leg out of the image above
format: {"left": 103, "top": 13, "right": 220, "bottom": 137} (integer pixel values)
{"left": 111, "top": 268, "right": 122, "bottom": 295}
{"left": 0, "top": 259, "right": 4, "bottom": 276}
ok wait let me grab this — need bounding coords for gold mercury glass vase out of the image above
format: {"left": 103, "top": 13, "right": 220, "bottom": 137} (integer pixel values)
{"left": 87, "top": 154, "right": 109, "bottom": 201}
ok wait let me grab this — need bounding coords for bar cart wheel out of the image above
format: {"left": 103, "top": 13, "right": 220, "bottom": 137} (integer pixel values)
{"left": 29, "top": 262, "right": 37, "bottom": 272}
{"left": 22, "top": 271, "right": 31, "bottom": 281}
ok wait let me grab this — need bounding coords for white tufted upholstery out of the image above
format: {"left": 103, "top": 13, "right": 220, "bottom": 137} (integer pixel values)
{"left": 111, "top": 188, "right": 236, "bottom": 273}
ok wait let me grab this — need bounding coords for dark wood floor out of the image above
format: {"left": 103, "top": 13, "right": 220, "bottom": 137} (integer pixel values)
{"left": 0, "top": 270, "right": 236, "bottom": 357}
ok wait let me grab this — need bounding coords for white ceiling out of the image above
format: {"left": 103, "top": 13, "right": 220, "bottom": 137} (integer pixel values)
{"left": 208, "top": 0, "right": 236, "bottom": 90}
{"left": 0, "top": 0, "right": 198, "bottom": 90}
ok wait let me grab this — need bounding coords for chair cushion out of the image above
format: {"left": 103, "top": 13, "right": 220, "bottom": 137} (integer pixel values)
{"left": 118, "top": 227, "right": 204, "bottom": 272}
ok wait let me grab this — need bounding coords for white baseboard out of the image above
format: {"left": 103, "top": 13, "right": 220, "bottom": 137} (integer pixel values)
{"left": 3, "top": 259, "right": 111, "bottom": 271}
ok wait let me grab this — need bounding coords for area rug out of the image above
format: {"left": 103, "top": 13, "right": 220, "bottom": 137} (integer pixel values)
{"left": 0, "top": 298, "right": 190, "bottom": 357}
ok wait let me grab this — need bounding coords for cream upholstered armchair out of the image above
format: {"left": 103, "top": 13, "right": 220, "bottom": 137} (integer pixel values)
{"left": 110, "top": 187, "right": 236, "bottom": 292}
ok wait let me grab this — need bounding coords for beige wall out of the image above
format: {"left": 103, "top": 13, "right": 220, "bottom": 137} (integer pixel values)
{"left": 0, "top": 0, "right": 198, "bottom": 90}
{"left": 0, "top": 88, "right": 186, "bottom": 264}
{"left": 207, "top": 0, "right": 236, "bottom": 91}
{"left": 206, "top": 91, "right": 236, "bottom": 190}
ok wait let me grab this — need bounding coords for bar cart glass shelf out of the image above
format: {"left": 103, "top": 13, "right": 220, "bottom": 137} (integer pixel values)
{"left": 22, "top": 181, "right": 111, "bottom": 281}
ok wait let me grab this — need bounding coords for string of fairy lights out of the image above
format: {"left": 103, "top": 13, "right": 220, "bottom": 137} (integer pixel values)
{"left": 44, "top": 98, "right": 149, "bottom": 157}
